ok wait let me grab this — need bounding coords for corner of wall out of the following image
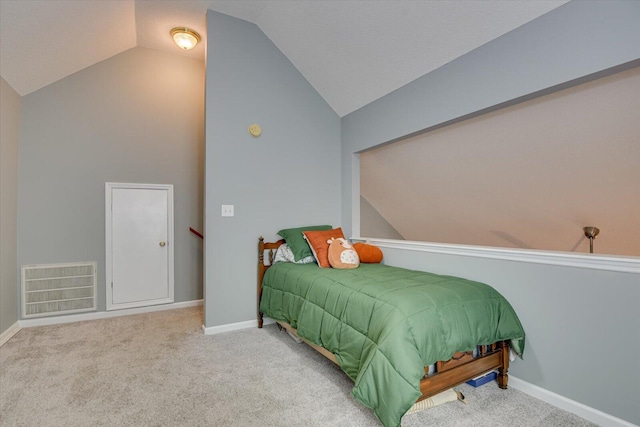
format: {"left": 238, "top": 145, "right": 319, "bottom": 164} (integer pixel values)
{"left": 0, "top": 76, "right": 21, "bottom": 335}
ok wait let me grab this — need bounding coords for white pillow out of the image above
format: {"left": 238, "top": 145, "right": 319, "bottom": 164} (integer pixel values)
{"left": 274, "top": 243, "right": 316, "bottom": 264}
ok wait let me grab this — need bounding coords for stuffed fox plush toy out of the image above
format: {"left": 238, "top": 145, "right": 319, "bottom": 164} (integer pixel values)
{"left": 327, "top": 237, "right": 360, "bottom": 269}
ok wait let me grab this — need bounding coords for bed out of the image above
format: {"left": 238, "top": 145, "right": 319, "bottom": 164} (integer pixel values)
{"left": 257, "top": 236, "right": 525, "bottom": 427}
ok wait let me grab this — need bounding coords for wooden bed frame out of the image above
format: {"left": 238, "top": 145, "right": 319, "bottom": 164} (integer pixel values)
{"left": 257, "top": 236, "right": 510, "bottom": 404}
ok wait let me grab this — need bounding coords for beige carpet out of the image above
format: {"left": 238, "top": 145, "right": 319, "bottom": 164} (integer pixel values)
{"left": 0, "top": 307, "right": 597, "bottom": 426}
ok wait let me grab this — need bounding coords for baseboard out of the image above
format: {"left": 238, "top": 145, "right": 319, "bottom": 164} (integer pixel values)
{"left": 509, "top": 376, "right": 637, "bottom": 427}
{"left": 0, "top": 321, "right": 21, "bottom": 347}
{"left": 202, "top": 317, "right": 275, "bottom": 335}
{"left": 18, "top": 300, "right": 203, "bottom": 328}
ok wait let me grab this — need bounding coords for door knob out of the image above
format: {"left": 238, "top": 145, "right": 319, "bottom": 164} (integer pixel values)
{"left": 159, "top": 241, "right": 166, "bottom": 247}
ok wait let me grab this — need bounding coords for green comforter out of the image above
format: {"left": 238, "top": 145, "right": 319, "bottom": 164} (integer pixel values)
{"left": 260, "top": 262, "right": 525, "bottom": 427}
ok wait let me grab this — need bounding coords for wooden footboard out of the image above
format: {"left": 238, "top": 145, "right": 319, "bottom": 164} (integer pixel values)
{"left": 257, "top": 236, "right": 510, "bottom": 403}
{"left": 418, "top": 341, "right": 509, "bottom": 401}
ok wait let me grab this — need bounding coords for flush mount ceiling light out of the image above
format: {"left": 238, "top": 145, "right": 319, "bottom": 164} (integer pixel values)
{"left": 170, "top": 27, "right": 201, "bottom": 50}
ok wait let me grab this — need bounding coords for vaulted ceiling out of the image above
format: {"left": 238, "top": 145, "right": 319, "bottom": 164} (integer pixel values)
{"left": 0, "top": 0, "right": 568, "bottom": 117}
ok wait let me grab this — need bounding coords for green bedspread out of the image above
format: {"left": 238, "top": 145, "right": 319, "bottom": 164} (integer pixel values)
{"left": 260, "top": 262, "right": 525, "bottom": 427}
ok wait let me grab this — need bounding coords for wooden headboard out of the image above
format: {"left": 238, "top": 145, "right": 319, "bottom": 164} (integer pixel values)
{"left": 257, "top": 237, "right": 284, "bottom": 328}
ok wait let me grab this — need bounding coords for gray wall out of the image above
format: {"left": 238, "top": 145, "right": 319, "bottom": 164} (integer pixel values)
{"left": 204, "top": 11, "right": 341, "bottom": 327}
{"left": 341, "top": 1, "right": 640, "bottom": 424}
{"left": 380, "top": 245, "right": 639, "bottom": 425}
{"left": 18, "top": 47, "right": 204, "bottom": 313}
{"left": 0, "top": 77, "right": 21, "bottom": 334}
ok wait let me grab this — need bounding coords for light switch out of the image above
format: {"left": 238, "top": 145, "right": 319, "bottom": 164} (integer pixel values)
{"left": 221, "top": 205, "right": 234, "bottom": 217}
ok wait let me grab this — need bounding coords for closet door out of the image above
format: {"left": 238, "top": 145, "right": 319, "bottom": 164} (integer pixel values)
{"left": 106, "top": 183, "right": 174, "bottom": 310}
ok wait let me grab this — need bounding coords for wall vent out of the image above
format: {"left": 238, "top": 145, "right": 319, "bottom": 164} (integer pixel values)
{"left": 21, "top": 262, "right": 97, "bottom": 318}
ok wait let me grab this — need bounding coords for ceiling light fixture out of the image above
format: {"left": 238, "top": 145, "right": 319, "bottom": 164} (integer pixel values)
{"left": 170, "top": 27, "right": 201, "bottom": 50}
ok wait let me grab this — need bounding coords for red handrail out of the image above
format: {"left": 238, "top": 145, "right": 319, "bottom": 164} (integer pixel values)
{"left": 189, "top": 227, "right": 203, "bottom": 239}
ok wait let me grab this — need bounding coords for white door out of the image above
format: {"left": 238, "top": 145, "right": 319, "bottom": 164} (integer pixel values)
{"left": 106, "top": 183, "right": 174, "bottom": 310}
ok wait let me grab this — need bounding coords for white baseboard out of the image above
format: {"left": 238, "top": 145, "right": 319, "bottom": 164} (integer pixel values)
{"left": 18, "top": 300, "right": 203, "bottom": 328}
{"left": 202, "top": 317, "right": 275, "bottom": 335}
{"left": 509, "top": 376, "right": 637, "bottom": 427}
{"left": 0, "top": 321, "right": 21, "bottom": 347}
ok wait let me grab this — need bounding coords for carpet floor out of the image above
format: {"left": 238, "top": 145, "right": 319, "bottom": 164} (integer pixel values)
{"left": 0, "top": 307, "right": 598, "bottom": 426}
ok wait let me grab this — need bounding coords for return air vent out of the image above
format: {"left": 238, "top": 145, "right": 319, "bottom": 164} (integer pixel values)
{"left": 21, "top": 262, "right": 97, "bottom": 318}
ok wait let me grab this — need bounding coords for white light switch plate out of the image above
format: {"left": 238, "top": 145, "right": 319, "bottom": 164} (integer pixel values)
{"left": 221, "top": 205, "right": 234, "bottom": 217}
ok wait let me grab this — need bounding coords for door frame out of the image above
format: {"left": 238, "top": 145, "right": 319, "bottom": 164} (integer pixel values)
{"left": 105, "top": 182, "right": 174, "bottom": 311}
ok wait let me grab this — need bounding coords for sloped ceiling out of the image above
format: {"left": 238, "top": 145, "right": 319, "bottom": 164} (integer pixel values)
{"left": 0, "top": 0, "right": 568, "bottom": 117}
{"left": 360, "top": 67, "right": 640, "bottom": 256}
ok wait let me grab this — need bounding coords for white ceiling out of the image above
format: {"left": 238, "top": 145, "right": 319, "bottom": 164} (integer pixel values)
{"left": 0, "top": 0, "right": 569, "bottom": 117}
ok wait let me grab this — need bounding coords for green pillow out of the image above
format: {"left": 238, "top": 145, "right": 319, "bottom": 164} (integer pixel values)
{"left": 278, "top": 225, "right": 332, "bottom": 261}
